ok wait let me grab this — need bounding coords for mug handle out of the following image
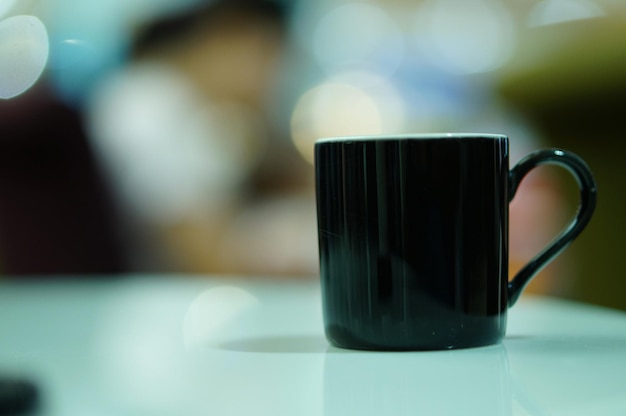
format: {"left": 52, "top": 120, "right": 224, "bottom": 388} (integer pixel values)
{"left": 507, "top": 149, "right": 597, "bottom": 307}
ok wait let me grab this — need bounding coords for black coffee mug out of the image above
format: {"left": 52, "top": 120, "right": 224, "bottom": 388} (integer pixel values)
{"left": 315, "top": 133, "right": 597, "bottom": 350}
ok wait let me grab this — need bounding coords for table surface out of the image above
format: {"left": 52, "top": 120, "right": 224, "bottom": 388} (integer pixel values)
{"left": 0, "top": 275, "right": 625, "bottom": 416}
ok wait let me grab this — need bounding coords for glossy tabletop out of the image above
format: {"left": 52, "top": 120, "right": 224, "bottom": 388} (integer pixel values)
{"left": 0, "top": 275, "right": 625, "bottom": 415}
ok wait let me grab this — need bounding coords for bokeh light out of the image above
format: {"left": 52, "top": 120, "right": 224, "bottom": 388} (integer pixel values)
{"left": 528, "top": 0, "right": 606, "bottom": 27}
{"left": 311, "top": 2, "right": 405, "bottom": 77}
{"left": 183, "top": 286, "right": 259, "bottom": 350}
{"left": 35, "top": 0, "right": 205, "bottom": 102}
{"left": 413, "top": 0, "right": 516, "bottom": 75}
{"left": 0, "top": 15, "right": 48, "bottom": 99}
{"left": 46, "top": 37, "right": 96, "bottom": 69}
{"left": 291, "top": 72, "right": 406, "bottom": 164}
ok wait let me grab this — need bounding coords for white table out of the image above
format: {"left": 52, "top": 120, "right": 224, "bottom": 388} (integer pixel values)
{"left": 0, "top": 275, "right": 625, "bottom": 415}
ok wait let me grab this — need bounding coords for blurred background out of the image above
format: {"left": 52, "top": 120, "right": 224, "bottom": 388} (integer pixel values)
{"left": 0, "top": 0, "right": 624, "bottom": 310}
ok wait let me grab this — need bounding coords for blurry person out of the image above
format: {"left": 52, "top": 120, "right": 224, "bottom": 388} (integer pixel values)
{"left": 0, "top": 8, "right": 129, "bottom": 276}
{"left": 87, "top": 0, "right": 318, "bottom": 276}
{"left": 0, "top": 81, "right": 129, "bottom": 275}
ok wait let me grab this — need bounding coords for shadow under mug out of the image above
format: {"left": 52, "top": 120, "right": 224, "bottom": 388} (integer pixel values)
{"left": 315, "top": 134, "right": 597, "bottom": 350}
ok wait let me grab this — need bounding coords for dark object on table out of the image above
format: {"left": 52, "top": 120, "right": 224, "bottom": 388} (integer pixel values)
{"left": 0, "top": 378, "right": 39, "bottom": 415}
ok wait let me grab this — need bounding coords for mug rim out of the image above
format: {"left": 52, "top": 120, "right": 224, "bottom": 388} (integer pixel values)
{"left": 316, "top": 133, "right": 508, "bottom": 143}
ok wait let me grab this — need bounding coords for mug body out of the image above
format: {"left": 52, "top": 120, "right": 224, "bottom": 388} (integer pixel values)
{"left": 315, "top": 134, "right": 510, "bottom": 350}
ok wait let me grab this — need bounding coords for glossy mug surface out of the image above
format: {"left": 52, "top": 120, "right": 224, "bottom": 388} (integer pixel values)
{"left": 315, "top": 134, "right": 596, "bottom": 350}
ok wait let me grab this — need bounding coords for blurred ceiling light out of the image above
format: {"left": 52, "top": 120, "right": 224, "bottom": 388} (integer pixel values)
{"left": 0, "top": 15, "right": 48, "bottom": 99}
{"left": 308, "top": 2, "right": 404, "bottom": 77}
{"left": 528, "top": 0, "right": 606, "bottom": 27}
{"left": 414, "top": 0, "right": 516, "bottom": 75}
{"left": 291, "top": 73, "right": 406, "bottom": 164}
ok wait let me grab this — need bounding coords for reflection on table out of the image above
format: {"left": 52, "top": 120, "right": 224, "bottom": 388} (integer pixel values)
{"left": 0, "top": 275, "right": 624, "bottom": 415}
